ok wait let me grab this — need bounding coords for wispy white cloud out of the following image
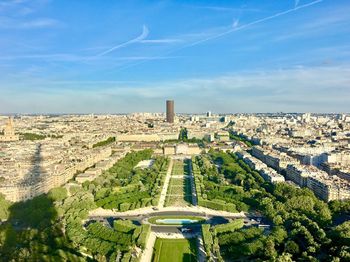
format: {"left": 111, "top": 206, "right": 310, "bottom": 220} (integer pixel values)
{"left": 139, "top": 39, "right": 182, "bottom": 44}
{"left": 2, "top": 65, "right": 349, "bottom": 113}
{"left": 232, "top": 19, "right": 239, "bottom": 29}
{"left": 0, "top": 53, "right": 180, "bottom": 64}
{"left": 271, "top": 4, "right": 350, "bottom": 42}
{"left": 0, "top": 0, "right": 33, "bottom": 16}
{"left": 0, "top": 53, "right": 86, "bottom": 62}
{"left": 185, "top": 4, "right": 260, "bottom": 13}
{"left": 0, "top": 0, "right": 59, "bottom": 29}
{"left": 0, "top": 17, "right": 60, "bottom": 29}
{"left": 19, "top": 18, "right": 60, "bottom": 28}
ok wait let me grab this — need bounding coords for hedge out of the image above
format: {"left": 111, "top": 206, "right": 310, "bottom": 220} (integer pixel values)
{"left": 119, "top": 202, "right": 131, "bottom": 212}
{"left": 137, "top": 224, "right": 151, "bottom": 249}
{"left": 151, "top": 198, "right": 159, "bottom": 206}
{"left": 121, "top": 252, "right": 131, "bottom": 262}
{"left": 201, "top": 224, "right": 213, "bottom": 258}
{"left": 114, "top": 220, "right": 137, "bottom": 233}
{"left": 132, "top": 226, "right": 142, "bottom": 241}
{"left": 197, "top": 198, "right": 237, "bottom": 213}
{"left": 213, "top": 219, "right": 244, "bottom": 235}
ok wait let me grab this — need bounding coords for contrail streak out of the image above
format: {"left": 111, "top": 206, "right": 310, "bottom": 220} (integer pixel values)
{"left": 232, "top": 19, "right": 240, "bottom": 28}
{"left": 184, "top": 0, "right": 323, "bottom": 48}
{"left": 111, "top": 0, "right": 323, "bottom": 72}
{"left": 95, "top": 25, "right": 149, "bottom": 57}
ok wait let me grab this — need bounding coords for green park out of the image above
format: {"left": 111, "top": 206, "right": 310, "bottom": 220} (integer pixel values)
{"left": 0, "top": 148, "right": 349, "bottom": 261}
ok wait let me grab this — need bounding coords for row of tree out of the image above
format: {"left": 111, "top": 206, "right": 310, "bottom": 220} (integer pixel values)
{"left": 0, "top": 150, "right": 161, "bottom": 261}
{"left": 84, "top": 149, "right": 168, "bottom": 211}
{"left": 195, "top": 150, "right": 350, "bottom": 261}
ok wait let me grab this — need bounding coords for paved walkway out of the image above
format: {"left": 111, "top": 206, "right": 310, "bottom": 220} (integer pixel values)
{"left": 140, "top": 232, "right": 156, "bottom": 262}
{"left": 197, "top": 233, "right": 206, "bottom": 262}
{"left": 166, "top": 194, "right": 192, "bottom": 197}
{"left": 89, "top": 206, "right": 245, "bottom": 218}
{"left": 157, "top": 158, "right": 173, "bottom": 209}
{"left": 172, "top": 175, "right": 191, "bottom": 178}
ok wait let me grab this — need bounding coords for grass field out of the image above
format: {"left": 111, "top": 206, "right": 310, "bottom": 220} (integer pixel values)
{"left": 152, "top": 238, "right": 198, "bottom": 262}
{"left": 165, "top": 159, "right": 193, "bottom": 207}
{"left": 172, "top": 160, "right": 185, "bottom": 176}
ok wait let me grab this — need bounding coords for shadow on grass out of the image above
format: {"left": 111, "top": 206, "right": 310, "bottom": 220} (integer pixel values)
{"left": 183, "top": 159, "right": 193, "bottom": 205}
{"left": 0, "top": 194, "right": 85, "bottom": 261}
{"left": 182, "top": 178, "right": 192, "bottom": 205}
{"left": 182, "top": 238, "right": 198, "bottom": 262}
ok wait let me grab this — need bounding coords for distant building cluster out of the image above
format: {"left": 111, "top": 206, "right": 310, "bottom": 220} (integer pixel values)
{"left": 1, "top": 110, "right": 349, "bottom": 203}
{"left": 75, "top": 151, "right": 128, "bottom": 184}
{"left": 0, "top": 140, "right": 112, "bottom": 202}
{"left": 249, "top": 145, "right": 350, "bottom": 201}
{"left": 163, "top": 143, "right": 201, "bottom": 155}
{"left": 237, "top": 151, "right": 285, "bottom": 183}
{"left": 231, "top": 113, "right": 350, "bottom": 202}
{"left": 0, "top": 109, "right": 223, "bottom": 202}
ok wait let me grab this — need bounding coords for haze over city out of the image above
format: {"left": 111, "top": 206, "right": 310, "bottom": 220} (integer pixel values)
{"left": 1, "top": 0, "right": 350, "bottom": 113}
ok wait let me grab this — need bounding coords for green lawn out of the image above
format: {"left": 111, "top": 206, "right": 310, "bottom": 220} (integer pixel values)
{"left": 170, "top": 179, "right": 187, "bottom": 185}
{"left": 165, "top": 159, "right": 193, "bottom": 207}
{"left": 172, "top": 160, "right": 185, "bottom": 176}
{"left": 152, "top": 238, "right": 198, "bottom": 262}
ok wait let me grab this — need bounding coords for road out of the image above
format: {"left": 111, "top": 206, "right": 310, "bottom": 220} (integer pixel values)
{"left": 89, "top": 210, "right": 260, "bottom": 233}
{"left": 89, "top": 209, "right": 245, "bottom": 223}
{"left": 151, "top": 224, "right": 201, "bottom": 234}
{"left": 89, "top": 205, "right": 246, "bottom": 218}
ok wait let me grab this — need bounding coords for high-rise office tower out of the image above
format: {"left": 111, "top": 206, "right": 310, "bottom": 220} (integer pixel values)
{"left": 166, "top": 100, "right": 174, "bottom": 123}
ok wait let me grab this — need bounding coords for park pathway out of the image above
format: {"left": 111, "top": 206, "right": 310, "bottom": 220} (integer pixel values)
{"left": 197, "top": 233, "right": 206, "bottom": 262}
{"left": 140, "top": 232, "right": 156, "bottom": 262}
{"left": 157, "top": 158, "right": 173, "bottom": 209}
{"left": 89, "top": 206, "right": 245, "bottom": 219}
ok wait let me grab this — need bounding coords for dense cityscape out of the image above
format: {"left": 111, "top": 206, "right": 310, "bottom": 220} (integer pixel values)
{"left": 0, "top": 100, "right": 349, "bottom": 261}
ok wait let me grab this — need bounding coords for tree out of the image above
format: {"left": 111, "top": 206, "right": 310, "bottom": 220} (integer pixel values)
{"left": 276, "top": 252, "right": 293, "bottom": 262}
{"left": 264, "top": 239, "right": 277, "bottom": 259}
{"left": 331, "top": 221, "right": 350, "bottom": 246}
{"left": 0, "top": 194, "right": 11, "bottom": 220}
{"left": 285, "top": 240, "right": 300, "bottom": 255}
{"left": 270, "top": 227, "right": 287, "bottom": 244}
{"left": 329, "top": 199, "right": 350, "bottom": 218}
{"left": 178, "top": 127, "right": 188, "bottom": 141}
{"left": 48, "top": 187, "right": 67, "bottom": 202}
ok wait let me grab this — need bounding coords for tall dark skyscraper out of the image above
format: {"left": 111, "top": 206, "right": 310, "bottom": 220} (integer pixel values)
{"left": 166, "top": 100, "right": 174, "bottom": 123}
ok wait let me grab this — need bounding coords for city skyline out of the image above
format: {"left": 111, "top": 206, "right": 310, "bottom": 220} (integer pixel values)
{"left": 1, "top": 1, "right": 350, "bottom": 261}
{"left": 1, "top": 0, "right": 350, "bottom": 113}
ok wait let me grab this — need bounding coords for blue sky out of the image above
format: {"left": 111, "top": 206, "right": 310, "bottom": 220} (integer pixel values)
{"left": 0, "top": 0, "right": 350, "bottom": 113}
